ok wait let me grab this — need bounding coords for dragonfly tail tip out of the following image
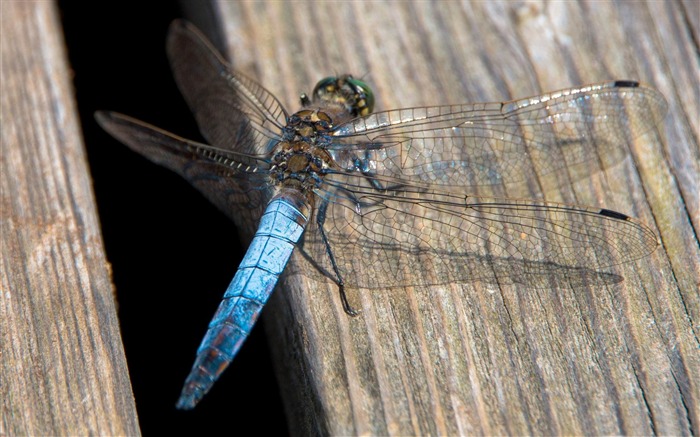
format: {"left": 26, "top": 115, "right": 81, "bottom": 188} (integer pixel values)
{"left": 175, "top": 385, "right": 205, "bottom": 410}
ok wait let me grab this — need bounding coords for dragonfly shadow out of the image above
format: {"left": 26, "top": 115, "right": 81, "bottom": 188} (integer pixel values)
{"left": 293, "top": 244, "right": 624, "bottom": 295}
{"left": 482, "top": 257, "right": 624, "bottom": 289}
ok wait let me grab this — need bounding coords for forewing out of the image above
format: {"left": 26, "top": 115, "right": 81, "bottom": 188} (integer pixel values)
{"left": 96, "top": 111, "right": 271, "bottom": 232}
{"left": 328, "top": 81, "right": 667, "bottom": 189}
{"left": 303, "top": 173, "right": 658, "bottom": 289}
{"left": 166, "top": 20, "right": 288, "bottom": 156}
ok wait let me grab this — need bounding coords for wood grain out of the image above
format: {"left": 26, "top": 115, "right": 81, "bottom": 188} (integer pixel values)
{"left": 198, "top": 1, "right": 698, "bottom": 435}
{"left": 0, "top": 2, "right": 139, "bottom": 435}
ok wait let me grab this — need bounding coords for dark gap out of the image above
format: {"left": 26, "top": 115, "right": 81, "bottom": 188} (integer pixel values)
{"left": 58, "top": 3, "right": 288, "bottom": 434}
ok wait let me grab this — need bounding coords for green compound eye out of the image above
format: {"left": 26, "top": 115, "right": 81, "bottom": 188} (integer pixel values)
{"left": 312, "top": 77, "right": 341, "bottom": 99}
{"left": 346, "top": 77, "right": 375, "bottom": 115}
{"left": 312, "top": 76, "right": 375, "bottom": 117}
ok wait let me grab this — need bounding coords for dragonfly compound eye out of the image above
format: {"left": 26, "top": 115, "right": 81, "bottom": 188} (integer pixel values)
{"left": 312, "top": 75, "right": 375, "bottom": 117}
{"left": 345, "top": 77, "right": 374, "bottom": 115}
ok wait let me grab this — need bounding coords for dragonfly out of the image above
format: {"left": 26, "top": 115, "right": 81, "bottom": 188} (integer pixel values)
{"left": 96, "top": 20, "right": 667, "bottom": 409}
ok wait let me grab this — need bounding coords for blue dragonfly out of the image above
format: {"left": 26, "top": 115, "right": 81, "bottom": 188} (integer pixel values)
{"left": 96, "top": 20, "right": 666, "bottom": 409}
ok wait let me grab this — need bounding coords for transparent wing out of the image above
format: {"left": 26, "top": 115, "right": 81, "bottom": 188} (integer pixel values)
{"left": 328, "top": 81, "right": 667, "bottom": 188}
{"left": 96, "top": 111, "right": 272, "bottom": 232}
{"left": 166, "top": 20, "right": 288, "bottom": 156}
{"left": 302, "top": 172, "right": 658, "bottom": 289}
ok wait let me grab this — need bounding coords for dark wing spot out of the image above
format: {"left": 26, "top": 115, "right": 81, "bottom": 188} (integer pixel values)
{"left": 613, "top": 80, "right": 639, "bottom": 88}
{"left": 599, "top": 208, "right": 630, "bottom": 220}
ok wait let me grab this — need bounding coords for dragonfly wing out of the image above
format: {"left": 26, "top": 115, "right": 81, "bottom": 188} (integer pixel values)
{"left": 167, "top": 20, "right": 288, "bottom": 155}
{"left": 328, "top": 81, "right": 667, "bottom": 189}
{"left": 305, "top": 173, "right": 658, "bottom": 289}
{"left": 96, "top": 111, "right": 271, "bottom": 231}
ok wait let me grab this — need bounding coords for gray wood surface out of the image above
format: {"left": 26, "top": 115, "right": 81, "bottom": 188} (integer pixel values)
{"left": 204, "top": 1, "right": 699, "bottom": 435}
{"left": 0, "top": 2, "right": 139, "bottom": 435}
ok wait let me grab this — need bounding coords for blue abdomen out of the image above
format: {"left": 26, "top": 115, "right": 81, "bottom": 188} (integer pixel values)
{"left": 176, "top": 190, "right": 309, "bottom": 409}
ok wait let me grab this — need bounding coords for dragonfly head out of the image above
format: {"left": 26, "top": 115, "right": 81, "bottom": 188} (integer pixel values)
{"left": 303, "top": 75, "right": 375, "bottom": 117}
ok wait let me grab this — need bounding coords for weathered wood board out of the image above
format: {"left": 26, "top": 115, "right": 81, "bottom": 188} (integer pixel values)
{"left": 0, "top": 1, "right": 139, "bottom": 435}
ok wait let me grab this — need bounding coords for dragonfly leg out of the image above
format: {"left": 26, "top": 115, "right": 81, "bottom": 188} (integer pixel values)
{"left": 353, "top": 154, "right": 405, "bottom": 191}
{"left": 317, "top": 200, "right": 360, "bottom": 316}
{"left": 338, "top": 283, "right": 359, "bottom": 317}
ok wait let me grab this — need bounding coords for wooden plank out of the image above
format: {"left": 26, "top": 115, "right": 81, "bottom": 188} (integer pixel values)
{"left": 200, "top": 1, "right": 698, "bottom": 435}
{"left": 0, "top": 2, "right": 140, "bottom": 435}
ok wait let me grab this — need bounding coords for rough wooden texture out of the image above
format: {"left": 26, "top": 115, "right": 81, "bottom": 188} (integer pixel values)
{"left": 198, "top": 1, "right": 700, "bottom": 435}
{"left": 0, "top": 2, "right": 140, "bottom": 435}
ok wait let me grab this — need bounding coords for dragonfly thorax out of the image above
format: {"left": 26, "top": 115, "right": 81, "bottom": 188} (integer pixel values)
{"left": 270, "top": 143, "right": 327, "bottom": 191}
{"left": 270, "top": 139, "right": 335, "bottom": 192}
{"left": 272, "top": 107, "right": 346, "bottom": 191}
